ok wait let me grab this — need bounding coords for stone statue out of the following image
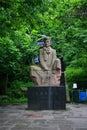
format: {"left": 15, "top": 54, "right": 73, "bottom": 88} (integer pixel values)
{"left": 30, "top": 37, "right": 61, "bottom": 86}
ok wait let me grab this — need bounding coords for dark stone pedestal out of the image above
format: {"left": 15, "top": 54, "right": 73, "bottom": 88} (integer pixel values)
{"left": 27, "top": 86, "right": 66, "bottom": 110}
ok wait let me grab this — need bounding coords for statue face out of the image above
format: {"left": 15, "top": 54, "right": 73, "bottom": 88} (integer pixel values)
{"left": 45, "top": 39, "right": 51, "bottom": 47}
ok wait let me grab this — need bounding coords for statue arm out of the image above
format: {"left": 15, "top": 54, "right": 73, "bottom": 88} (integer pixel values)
{"left": 52, "top": 49, "right": 61, "bottom": 70}
{"left": 39, "top": 49, "right": 49, "bottom": 70}
{"left": 51, "top": 49, "right": 57, "bottom": 67}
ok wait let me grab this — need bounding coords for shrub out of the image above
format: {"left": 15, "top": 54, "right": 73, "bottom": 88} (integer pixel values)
{"left": 66, "top": 67, "right": 87, "bottom": 90}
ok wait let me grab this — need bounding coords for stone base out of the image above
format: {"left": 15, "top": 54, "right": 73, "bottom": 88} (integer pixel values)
{"left": 27, "top": 86, "right": 66, "bottom": 110}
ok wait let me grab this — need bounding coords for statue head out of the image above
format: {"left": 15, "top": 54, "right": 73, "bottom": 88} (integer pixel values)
{"left": 44, "top": 37, "right": 51, "bottom": 47}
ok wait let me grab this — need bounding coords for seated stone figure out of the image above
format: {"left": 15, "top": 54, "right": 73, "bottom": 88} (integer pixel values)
{"left": 30, "top": 37, "right": 61, "bottom": 86}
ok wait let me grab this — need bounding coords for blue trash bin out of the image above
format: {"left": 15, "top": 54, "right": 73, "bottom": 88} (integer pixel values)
{"left": 80, "top": 91, "right": 86, "bottom": 101}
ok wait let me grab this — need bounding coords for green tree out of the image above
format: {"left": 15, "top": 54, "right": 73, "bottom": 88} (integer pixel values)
{"left": 0, "top": 0, "right": 87, "bottom": 96}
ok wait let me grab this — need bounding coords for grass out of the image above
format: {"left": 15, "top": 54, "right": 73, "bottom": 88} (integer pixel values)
{"left": 0, "top": 96, "right": 27, "bottom": 105}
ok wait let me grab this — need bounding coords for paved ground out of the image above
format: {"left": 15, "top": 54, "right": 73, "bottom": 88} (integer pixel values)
{"left": 0, "top": 103, "right": 87, "bottom": 130}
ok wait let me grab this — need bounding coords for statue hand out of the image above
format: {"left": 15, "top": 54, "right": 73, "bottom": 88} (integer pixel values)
{"left": 44, "top": 68, "right": 49, "bottom": 71}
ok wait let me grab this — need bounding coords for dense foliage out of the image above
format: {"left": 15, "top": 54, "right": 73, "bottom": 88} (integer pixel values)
{"left": 0, "top": 0, "right": 87, "bottom": 103}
